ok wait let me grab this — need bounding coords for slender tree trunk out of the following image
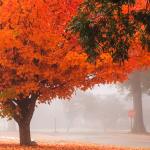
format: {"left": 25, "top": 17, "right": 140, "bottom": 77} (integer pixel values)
{"left": 66, "top": 120, "right": 72, "bottom": 133}
{"left": 130, "top": 72, "right": 146, "bottom": 134}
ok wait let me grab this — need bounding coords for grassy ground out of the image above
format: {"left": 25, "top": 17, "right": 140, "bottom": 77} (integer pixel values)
{"left": 0, "top": 143, "right": 148, "bottom": 150}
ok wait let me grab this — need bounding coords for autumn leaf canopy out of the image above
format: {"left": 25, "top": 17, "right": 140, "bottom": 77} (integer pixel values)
{"left": 0, "top": 0, "right": 150, "bottom": 103}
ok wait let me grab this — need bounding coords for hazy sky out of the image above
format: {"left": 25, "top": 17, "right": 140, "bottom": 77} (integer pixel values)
{"left": 89, "top": 84, "right": 118, "bottom": 96}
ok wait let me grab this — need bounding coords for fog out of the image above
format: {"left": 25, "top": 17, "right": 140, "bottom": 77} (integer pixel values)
{"left": 0, "top": 83, "right": 150, "bottom": 147}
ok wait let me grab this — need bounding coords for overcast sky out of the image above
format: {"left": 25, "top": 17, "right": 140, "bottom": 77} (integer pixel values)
{"left": 89, "top": 84, "right": 119, "bottom": 96}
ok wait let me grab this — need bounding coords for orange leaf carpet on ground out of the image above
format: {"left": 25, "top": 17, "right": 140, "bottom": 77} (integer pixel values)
{"left": 0, "top": 143, "right": 148, "bottom": 150}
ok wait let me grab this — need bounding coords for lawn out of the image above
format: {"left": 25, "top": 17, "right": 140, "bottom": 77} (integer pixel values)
{"left": 0, "top": 143, "right": 148, "bottom": 150}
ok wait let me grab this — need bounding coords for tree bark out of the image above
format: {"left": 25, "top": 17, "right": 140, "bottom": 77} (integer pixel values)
{"left": 7, "top": 94, "right": 38, "bottom": 145}
{"left": 130, "top": 72, "right": 146, "bottom": 134}
{"left": 18, "top": 121, "right": 31, "bottom": 145}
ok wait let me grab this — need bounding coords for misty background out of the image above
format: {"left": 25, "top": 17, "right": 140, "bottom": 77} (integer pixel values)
{"left": 0, "top": 80, "right": 150, "bottom": 133}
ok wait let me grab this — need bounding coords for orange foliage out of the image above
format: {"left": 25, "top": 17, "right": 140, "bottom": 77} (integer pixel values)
{"left": 122, "top": 0, "right": 150, "bottom": 13}
{"left": 1, "top": 0, "right": 150, "bottom": 146}
{"left": 0, "top": 0, "right": 149, "bottom": 103}
{"left": 0, "top": 0, "right": 83, "bottom": 101}
{"left": 0, "top": 143, "right": 147, "bottom": 150}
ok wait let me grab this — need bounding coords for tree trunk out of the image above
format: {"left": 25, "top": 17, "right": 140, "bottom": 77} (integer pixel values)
{"left": 18, "top": 121, "right": 31, "bottom": 145}
{"left": 15, "top": 96, "right": 37, "bottom": 146}
{"left": 6, "top": 94, "right": 38, "bottom": 146}
{"left": 130, "top": 72, "right": 146, "bottom": 134}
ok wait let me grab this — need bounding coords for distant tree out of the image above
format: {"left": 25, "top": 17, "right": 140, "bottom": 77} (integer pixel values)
{"left": 63, "top": 92, "right": 86, "bottom": 132}
{"left": 118, "top": 70, "right": 150, "bottom": 133}
{"left": 63, "top": 92, "right": 127, "bottom": 132}
{"left": 82, "top": 95, "right": 127, "bottom": 131}
{"left": 7, "top": 120, "right": 16, "bottom": 131}
{"left": 101, "top": 99, "right": 126, "bottom": 131}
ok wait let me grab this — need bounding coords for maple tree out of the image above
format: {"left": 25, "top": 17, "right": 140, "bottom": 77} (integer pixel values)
{"left": 69, "top": 0, "right": 150, "bottom": 133}
{"left": 69, "top": 0, "right": 150, "bottom": 63}
{"left": 0, "top": 0, "right": 150, "bottom": 146}
{"left": 0, "top": 0, "right": 83, "bottom": 145}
